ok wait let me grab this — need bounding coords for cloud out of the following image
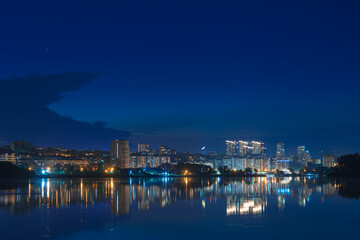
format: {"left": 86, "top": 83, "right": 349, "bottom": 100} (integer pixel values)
{"left": 0, "top": 73, "right": 129, "bottom": 149}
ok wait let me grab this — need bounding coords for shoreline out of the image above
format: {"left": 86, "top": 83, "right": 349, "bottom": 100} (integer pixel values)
{"left": 0, "top": 174, "right": 328, "bottom": 181}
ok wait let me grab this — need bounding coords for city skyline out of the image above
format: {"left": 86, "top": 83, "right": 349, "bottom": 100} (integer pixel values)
{"left": 1, "top": 138, "right": 331, "bottom": 159}
{"left": 1, "top": 1, "right": 360, "bottom": 240}
{"left": 0, "top": 1, "right": 359, "bottom": 156}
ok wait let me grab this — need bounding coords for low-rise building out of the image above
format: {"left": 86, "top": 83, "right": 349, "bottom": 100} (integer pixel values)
{"left": 212, "top": 157, "right": 270, "bottom": 172}
{"left": 130, "top": 154, "right": 170, "bottom": 168}
{"left": 0, "top": 153, "right": 17, "bottom": 164}
{"left": 323, "top": 154, "right": 336, "bottom": 167}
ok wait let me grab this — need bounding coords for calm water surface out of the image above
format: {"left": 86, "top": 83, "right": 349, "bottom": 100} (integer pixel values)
{"left": 0, "top": 177, "right": 359, "bottom": 240}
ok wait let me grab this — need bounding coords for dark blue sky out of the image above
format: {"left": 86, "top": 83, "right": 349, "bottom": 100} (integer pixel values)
{"left": 0, "top": 0, "right": 359, "bottom": 156}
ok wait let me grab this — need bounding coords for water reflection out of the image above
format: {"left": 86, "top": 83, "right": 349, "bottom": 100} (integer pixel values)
{"left": 0, "top": 177, "right": 355, "bottom": 217}
{"left": 1, "top": 177, "right": 359, "bottom": 240}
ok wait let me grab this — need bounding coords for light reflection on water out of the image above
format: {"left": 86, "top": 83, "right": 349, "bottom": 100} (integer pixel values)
{"left": 0, "top": 177, "right": 333, "bottom": 215}
{"left": 0, "top": 177, "right": 358, "bottom": 240}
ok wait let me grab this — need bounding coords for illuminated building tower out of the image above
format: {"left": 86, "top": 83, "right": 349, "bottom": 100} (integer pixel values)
{"left": 322, "top": 153, "right": 336, "bottom": 167}
{"left": 226, "top": 140, "right": 265, "bottom": 156}
{"left": 276, "top": 142, "right": 286, "bottom": 160}
{"left": 251, "top": 141, "right": 266, "bottom": 155}
{"left": 238, "top": 141, "right": 249, "bottom": 156}
{"left": 296, "top": 145, "right": 310, "bottom": 162}
{"left": 110, "top": 139, "right": 130, "bottom": 168}
{"left": 226, "top": 140, "right": 236, "bottom": 155}
{"left": 138, "top": 143, "right": 150, "bottom": 154}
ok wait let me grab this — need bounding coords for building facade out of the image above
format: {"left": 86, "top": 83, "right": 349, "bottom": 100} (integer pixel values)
{"left": 322, "top": 153, "right": 336, "bottom": 167}
{"left": 296, "top": 145, "right": 310, "bottom": 162}
{"left": 138, "top": 143, "right": 150, "bottom": 154}
{"left": 225, "top": 140, "right": 266, "bottom": 157}
{"left": 0, "top": 153, "right": 16, "bottom": 164}
{"left": 226, "top": 140, "right": 237, "bottom": 156}
{"left": 110, "top": 140, "right": 130, "bottom": 168}
{"left": 276, "top": 142, "right": 286, "bottom": 160}
{"left": 213, "top": 157, "right": 270, "bottom": 172}
{"left": 129, "top": 154, "right": 170, "bottom": 168}
{"left": 276, "top": 159, "right": 290, "bottom": 169}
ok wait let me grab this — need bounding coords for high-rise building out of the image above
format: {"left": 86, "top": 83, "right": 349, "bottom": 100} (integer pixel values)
{"left": 276, "top": 142, "right": 286, "bottom": 160}
{"left": 296, "top": 145, "right": 310, "bottom": 162}
{"left": 110, "top": 140, "right": 130, "bottom": 168}
{"left": 238, "top": 141, "right": 250, "bottom": 156}
{"left": 226, "top": 140, "right": 236, "bottom": 156}
{"left": 323, "top": 154, "right": 336, "bottom": 167}
{"left": 138, "top": 143, "right": 150, "bottom": 154}
{"left": 251, "top": 141, "right": 265, "bottom": 155}
{"left": 225, "top": 140, "right": 265, "bottom": 156}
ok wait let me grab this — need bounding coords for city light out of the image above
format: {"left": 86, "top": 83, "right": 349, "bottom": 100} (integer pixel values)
{"left": 0, "top": 1, "right": 357, "bottom": 239}
{"left": 0, "top": 136, "right": 343, "bottom": 178}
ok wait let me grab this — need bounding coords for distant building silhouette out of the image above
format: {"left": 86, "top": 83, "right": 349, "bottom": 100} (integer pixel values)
{"left": 159, "top": 145, "right": 176, "bottom": 155}
{"left": 10, "top": 140, "right": 33, "bottom": 153}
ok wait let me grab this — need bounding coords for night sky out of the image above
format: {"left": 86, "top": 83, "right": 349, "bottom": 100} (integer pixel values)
{"left": 0, "top": 0, "right": 359, "bottom": 156}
